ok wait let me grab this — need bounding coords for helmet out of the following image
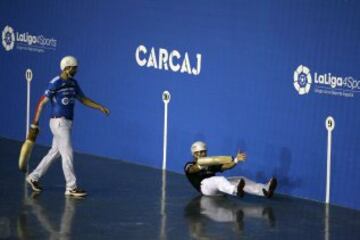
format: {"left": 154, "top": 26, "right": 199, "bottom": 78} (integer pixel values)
{"left": 191, "top": 141, "right": 207, "bottom": 155}
{"left": 60, "top": 56, "right": 78, "bottom": 71}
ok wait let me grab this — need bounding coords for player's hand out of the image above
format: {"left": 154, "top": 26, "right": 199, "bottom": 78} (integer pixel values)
{"left": 186, "top": 163, "right": 203, "bottom": 174}
{"left": 234, "top": 151, "right": 246, "bottom": 163}
{"left": 100, "top": 106, "right": 110, "bottom": 116}
{"left": 27, "top": 124, "right": 40, "bottom": 141}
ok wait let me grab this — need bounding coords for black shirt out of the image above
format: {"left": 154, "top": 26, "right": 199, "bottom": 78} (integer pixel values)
{"left": 184, "top": 161, "right": 223, "bottom": 192}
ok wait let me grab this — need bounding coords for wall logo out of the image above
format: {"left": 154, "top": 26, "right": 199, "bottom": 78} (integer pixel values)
{"left": 293, "top": 64, "right": 360, "bottom": 98}
{"left": 293, "top": 65, "right": 312, "bottom": 95}
{"left": 1, "top": 24, "right": 57, "bottom": 53}
{"left": 2, "top": 25, "right": 15, "bottom": 51}
{"left": 135, "top": 45, "right": 202, "bottom": 76}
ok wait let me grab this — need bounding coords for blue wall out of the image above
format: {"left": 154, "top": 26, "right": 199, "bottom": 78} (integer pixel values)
{"left": 1, "top": 0, "right": 360, "bottom": 210}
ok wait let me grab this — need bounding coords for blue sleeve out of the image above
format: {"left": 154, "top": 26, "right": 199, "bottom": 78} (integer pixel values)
{"left": 75, "top": 81, "right": 85, "bottom": 100}
{"left": 44, "top": 82, "right": 56, "bottom": 98}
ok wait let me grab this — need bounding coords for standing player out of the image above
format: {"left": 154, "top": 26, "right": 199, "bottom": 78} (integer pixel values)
{"left": 26, "top": 56, "right": 110, "bottom": 197}
{"left": 185, "top": 141, "right": 277, "bottom": 198}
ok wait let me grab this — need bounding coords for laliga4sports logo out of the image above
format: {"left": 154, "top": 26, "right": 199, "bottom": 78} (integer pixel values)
{"left": 2, "top": 25, "right": 15, "bottom": 51}
{"left": 2, "top": 25, "right": 57, "bottom": 53}
{"left": 293, "top": 65, "right": 360, "bottom": 98}
{"left": 293, "top": 65, "right": 312, "bottom": 95}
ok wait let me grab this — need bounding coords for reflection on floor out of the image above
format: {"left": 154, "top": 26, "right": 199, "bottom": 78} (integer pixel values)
{"left": 1, "top": 137, "right": 360, "bottom": 239}
{"left": 185, "top": 195, "right": 276, "bottom": 239}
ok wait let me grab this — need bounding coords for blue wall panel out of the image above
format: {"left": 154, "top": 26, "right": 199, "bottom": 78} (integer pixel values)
{"left": 1, "top": 0, "right": 360, "bottom": 210}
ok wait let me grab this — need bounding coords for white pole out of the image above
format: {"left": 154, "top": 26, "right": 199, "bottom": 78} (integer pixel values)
{"left": 160, "top": 91, "right": 170, "bottom": 239}
{"left": 24, "top": 68, "right": 33, "bottom": 190}
{"left": 25, "top": 69, "right": 33, "bottom": 137}
{"left": 160, "top": 170, "right": 167, "bottom": 240}
{"left": 162, "top": 91, "right": 171, "bottom": 171}
{"left": 325, "top": 116, "right": 335, "bottom": 204}
{"left": 324, "top": 204, "right": 330, "bottom": 240}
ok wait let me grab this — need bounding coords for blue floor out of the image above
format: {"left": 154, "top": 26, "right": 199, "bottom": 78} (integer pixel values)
{"left": 1, "top": 137, "right": 360, "bottom": 239}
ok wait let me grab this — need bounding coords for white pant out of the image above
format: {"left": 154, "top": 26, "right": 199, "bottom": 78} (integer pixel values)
{"left": 200, "top": 176, "right": 238, "bottom": 196}
{"left": 228, "top": 176, "right": 269, "bottom": 196}
{"left": 201, "top": 176, "right": 270, "bottom": 197}
{"left": 29, "top": 118, "right": 77, "bottom": 190}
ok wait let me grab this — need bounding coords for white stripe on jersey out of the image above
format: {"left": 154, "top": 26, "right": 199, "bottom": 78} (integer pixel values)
{"left": 50, "top": 76, "right": 60, "bottom": 84}
{"left": 58, "top": 87, "right": 75, "bottom": 93}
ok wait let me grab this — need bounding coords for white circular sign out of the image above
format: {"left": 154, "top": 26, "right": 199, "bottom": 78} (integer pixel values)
{"left": 25, "top": 69, "right": 33, "bottom": 82}
{"left": 293, "top": 65, "right": 312, "bottom": 95}
{"left": 325, "top": 116, "right": 335, "bottom": 131}
{"left": 61, "top": 97, "right": 70, "bottom": 105}
{"left": 2, "top": 25, "right": 15, "bottom": 51}
{"left": 162, "top": 91, "right": 171, "bottom": 103}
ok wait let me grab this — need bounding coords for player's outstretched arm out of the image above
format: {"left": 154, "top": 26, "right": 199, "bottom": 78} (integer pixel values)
{"left": 33, "top": 96, "right": 49, "bottom": 125}
{"left": 221, "top": 151, "right": 246, "bottom": 171}
{"left": 234, "top": 151, "right": 246, "bottom": 163}
{"left": 221, "top": 162, "right": 236, "bottom": 171}
{"left": 79, "top": 97, "right": 110, "bottom": 116}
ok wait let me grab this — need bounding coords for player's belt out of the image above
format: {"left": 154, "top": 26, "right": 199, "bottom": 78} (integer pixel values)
{"left": 51, "top": 116, "right": 73, "bottom": 120}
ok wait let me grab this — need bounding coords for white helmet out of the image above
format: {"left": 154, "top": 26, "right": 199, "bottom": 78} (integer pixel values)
{"left": 191, "top": 141, "right": 207, "bottom": 155}
{"left": 60, "top": 56, "right": 78, "bottom": 71}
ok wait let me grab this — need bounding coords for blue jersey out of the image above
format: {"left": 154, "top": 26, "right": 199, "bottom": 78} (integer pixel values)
{"left": 44, "top": 76, "right": 85, "bottom": 120}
